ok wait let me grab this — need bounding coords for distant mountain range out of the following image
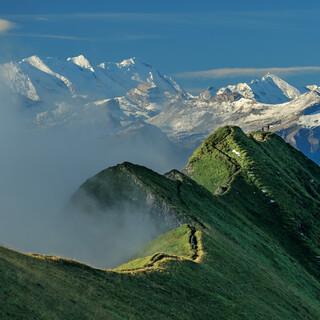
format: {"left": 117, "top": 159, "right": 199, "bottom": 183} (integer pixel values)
{"left": 1, "top": 54, "right": 320, "bottom": 164}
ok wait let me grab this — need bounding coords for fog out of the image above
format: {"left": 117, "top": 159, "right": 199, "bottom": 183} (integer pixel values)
{"left": 0, "top": 76, "right": 186, "bottom": 268}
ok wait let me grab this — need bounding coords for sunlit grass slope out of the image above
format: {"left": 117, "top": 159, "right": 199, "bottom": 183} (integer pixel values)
{"left": 1, "top": 126, "right": 320, "bottom": 319}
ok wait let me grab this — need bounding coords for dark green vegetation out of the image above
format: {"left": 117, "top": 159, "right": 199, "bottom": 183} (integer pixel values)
{"left": 1, "top": 126, "right": 320, "bottom": 319}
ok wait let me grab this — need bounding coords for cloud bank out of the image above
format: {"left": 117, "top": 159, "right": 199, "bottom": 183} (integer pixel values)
{"left": 176, "top": 66, "right": 320, "bottom": 79}
{"left": 0, "top": 73, "right": 185, "bottom": 269}
{"left": 0, "top": 19, "right": 14, "bottom": 33}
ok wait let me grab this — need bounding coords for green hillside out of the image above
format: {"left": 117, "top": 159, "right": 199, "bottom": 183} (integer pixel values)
{"left": 1, "top": 126, "right": 320, "bottom": 319}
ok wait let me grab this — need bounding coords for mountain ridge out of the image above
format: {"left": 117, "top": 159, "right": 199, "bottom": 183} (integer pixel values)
{"left": 1, "top": 126, "right": 320, "bottom": 319}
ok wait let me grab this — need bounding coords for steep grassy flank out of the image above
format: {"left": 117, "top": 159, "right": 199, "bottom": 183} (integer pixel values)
{"left": 73, "top": 162, "right": 195, "bottom": 226}
{"left": 136, "top": 224, "right": 196, "bottom": 259}
{"left": 1, "top": 126, "right": 320, "bottom": 319}
{"left": 185, "top": 126, "right": 239, "bottom": 194}
{"left": 114, "top": 224, "right": 202, "bottom": 271}
{"left": 186, "top": 126, "right": 320, "bottom": 275}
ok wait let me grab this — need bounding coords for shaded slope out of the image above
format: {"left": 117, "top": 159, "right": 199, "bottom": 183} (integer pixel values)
{"left": 1, "top": 127, "right": 320, "bottom": 319}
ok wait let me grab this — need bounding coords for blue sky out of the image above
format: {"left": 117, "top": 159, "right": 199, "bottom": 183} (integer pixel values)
{"left": 1, "top": 0, "right": 320, "bottom": 91}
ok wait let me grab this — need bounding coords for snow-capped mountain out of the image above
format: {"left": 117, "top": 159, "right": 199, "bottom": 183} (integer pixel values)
{"left": 0, "top": 54, "right": 187, "bottom": 137}
{"left": 1, "top": 54, "right": 185, "bottom": 112}
{"left": 212, "top": 73, "right": 301, "bottom": 104}
{"left": 0, "top": 54, "right": 319, "bottom": 165}
{"left": 151, "top": 90, "right": 320, "bottom": 153}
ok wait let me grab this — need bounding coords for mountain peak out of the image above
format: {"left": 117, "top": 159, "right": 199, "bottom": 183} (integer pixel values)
{"left": 117, "top": 57, "right": 136, "bottom": 68}
{"left": 3, "top": 123, "right": 320, "bottom": 318}
{"left": 21, "top": 55, "right": 42, "bottom": 64}
{"left": 214, "top": 73, "right": 300, "bottom": 104}
{"left": 67, "top": 54, "right": 94, "bottom": 72}
{"left": 306, "top": 84, "right": 320, "bottom": 93}
{"left": 20, "top": 55, "right": 61, "bottom": 79}
{"left": 262, "top": 72, "right": 279, "bottom": 81}
{"left": 216, "top": 82, "right": 254, "bottom": 100}
{"left": 259, "top": 73, "right": 300, "bottom": 100}
{"left": 21, "top": 55, "right": 51, "bottom": 73}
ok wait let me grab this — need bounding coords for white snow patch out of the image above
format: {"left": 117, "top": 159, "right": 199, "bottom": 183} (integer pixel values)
{"left": 232, "top": 149, "right": 241, "bottom": 157}
{"left": 0, "top": 62, "right": 40, "bottom": 101}
{"left": 67, "top": 54, "right": 94, "bottom": 72}
{"left": 262, "top": 73, "right": 300, "bottom": 100}
{"left": 23, "top": 55, "right": 74, "bottom": 93}
{"left": 117, "top": 58, "right": 136, "bottom": 68}
{"left": 298, "top": 113, "right": 320, "bottom": 128}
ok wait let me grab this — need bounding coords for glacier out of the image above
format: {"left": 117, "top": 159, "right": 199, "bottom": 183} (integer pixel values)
{"left": 0, "top": 54, "right": 319, "bottom": 165}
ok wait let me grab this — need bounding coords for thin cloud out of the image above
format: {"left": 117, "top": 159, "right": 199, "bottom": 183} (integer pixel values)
{"left": 176, "top": 67, "right": 320, "bottom": 79}
{"left": 0, "top": 19, "right": 15, "bottom": 33}
{"left": 5, "top": 32, "right": 163, "bottom": 42}
{"left": 6, "top": 32, "right": 94, "bottom": 41}
{"left": 2, "top": 12, "right": 189, "bottom": 23}
{"left": 2, "top": 10, "right": 316, "bottom": 27}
